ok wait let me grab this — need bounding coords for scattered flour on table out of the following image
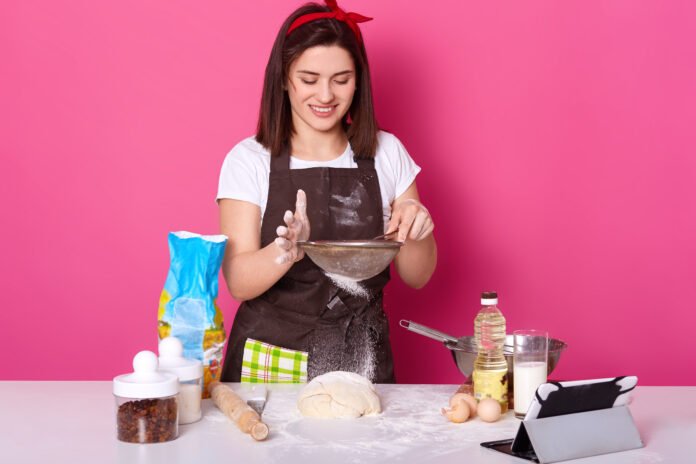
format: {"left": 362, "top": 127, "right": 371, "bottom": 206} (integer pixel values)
{"left": 326, "top": 272, "right": 370, "bottom": 299}
{"left": 203, "top": 411, "right": 229, "bottom": 423}
{"left": 253, "top": 384, "right": 521, "bottom": 462}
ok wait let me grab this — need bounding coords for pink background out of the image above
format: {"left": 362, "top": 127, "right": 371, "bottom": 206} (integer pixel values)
{"left": 2, "top": 1, "right": 695, "bottom": 384}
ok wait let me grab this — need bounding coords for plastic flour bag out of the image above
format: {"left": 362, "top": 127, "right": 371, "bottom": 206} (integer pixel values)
{"left": 158, "top": 231, "right": 228, "bottom": 397}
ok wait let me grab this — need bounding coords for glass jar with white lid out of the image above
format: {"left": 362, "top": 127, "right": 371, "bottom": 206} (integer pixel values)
{"left": 158, "top": 336, "right": 204, "bottom": 424}
{"left": 113, "top": 350, "right": 179, "bottom": 443}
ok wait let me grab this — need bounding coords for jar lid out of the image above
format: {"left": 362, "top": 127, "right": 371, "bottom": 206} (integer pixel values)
{"left": 158, "top": 337, "right": 203, "bottom": 381}
{"left": 113, "top": 351, "right": 179, "bottom": 399}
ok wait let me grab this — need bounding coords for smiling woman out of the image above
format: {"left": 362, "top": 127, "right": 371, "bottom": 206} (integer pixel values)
{"left": 287, "top": 46, "right": 357, "bottom": 149}
{"left": 216, "top": 0, "right": 437, "bottom": 384}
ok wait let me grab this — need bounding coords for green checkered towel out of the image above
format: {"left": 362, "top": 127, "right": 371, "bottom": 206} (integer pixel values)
{"left": 241, "top": 338, "right": 308, "bottom": 383}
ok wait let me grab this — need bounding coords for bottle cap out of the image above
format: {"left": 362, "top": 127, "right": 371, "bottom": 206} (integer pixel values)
{"left": 113, "top": 351, "right": 179, "bottom": 399}
{"left": 158, "top": 336, "right": 203, "bottom": 381}
{"left": 481, "top": 291, "right": 498, "bottom": 305}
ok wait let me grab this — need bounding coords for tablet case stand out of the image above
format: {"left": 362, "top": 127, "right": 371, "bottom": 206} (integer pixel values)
{"left": 481, "top": 377, "right": 643, "bottom": 464}
{"left": 482, "top": 377, "right": 644, "bottom": 463}
{"left": 509, "top": 405, "right": 643, "bottom": 463}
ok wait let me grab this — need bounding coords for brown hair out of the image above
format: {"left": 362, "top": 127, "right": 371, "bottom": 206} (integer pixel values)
{"left": 255, "top": 3, "right": 379, "bottom": 159}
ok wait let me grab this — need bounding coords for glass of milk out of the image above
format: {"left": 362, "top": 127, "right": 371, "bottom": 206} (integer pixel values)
{"left": 513, "top": 330, "right": 548, "bottom": 418}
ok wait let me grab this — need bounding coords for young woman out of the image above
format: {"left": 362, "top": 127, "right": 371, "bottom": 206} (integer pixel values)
{"left": 217, "top": 0, "right": 436, "bottom": 384}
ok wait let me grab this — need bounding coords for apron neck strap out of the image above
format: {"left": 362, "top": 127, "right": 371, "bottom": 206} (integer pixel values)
{"left": 354, "top": 156, "right": 374, "bottom": 170}
{"left": 270, "top": 151, "right": 290, "bottom": 173}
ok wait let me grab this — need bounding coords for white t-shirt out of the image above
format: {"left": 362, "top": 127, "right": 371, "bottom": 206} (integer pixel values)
{"left": 216, "top": 131, "right": 421, "bottom": 227}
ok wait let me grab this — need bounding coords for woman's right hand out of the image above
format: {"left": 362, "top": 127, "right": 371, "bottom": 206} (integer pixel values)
{"left": 274, "top": 189, "right": 310, "bottom": 264}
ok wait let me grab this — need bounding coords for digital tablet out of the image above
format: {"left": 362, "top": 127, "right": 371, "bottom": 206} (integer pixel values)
{"left": 481, "top": 376, "right": 638, "bottom": 462}
{"left": 523, "top": 376, "right": 638, "bottom": 421}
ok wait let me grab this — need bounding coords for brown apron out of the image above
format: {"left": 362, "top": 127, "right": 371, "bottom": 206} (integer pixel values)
{"left": 220, "top": 150, "right": 395, "bottom": 383}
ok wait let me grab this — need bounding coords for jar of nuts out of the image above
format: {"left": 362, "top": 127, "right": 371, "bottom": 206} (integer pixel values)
{"left": 113, "top": 350, "right": 179, "bottom": 443}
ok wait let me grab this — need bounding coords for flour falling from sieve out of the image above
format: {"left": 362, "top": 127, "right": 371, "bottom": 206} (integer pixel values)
{"left": 308, "top": 323, "right": 378, "bottom": 383}
{"left": 357, "top": 338, "right": 376, "bottom": 382}
{"left": 325, "top": 272, "right": 370, "bottom": 299}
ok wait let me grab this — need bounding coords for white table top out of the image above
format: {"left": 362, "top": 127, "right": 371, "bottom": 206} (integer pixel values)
{"left": 0, "top": 382, "right": 692, "bottom": 464}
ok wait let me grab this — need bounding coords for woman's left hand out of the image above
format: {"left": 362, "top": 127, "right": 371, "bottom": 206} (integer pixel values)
{"left": 386, "top": 198, "right": 434, "bottom": 243}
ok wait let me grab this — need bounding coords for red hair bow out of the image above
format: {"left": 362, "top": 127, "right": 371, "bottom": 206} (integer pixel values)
{"left": 286, "top": 0, "right": 373, "bottom": 43}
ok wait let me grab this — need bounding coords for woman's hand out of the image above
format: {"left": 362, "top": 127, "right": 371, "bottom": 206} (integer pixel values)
{"left": 274, "top": 190, "right": 311, "bottom": 264}
{"left": 387, "top": 198, "right": 434, "bottom": 243}
{"left": 388, "top": 184, "right": 437, "bottom": 288}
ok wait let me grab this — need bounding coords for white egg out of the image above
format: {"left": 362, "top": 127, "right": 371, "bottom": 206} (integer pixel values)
{"left": 477, "top": 398, "right": 502, "bottom": 423}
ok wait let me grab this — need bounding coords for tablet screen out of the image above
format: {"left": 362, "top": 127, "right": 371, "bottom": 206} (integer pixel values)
{"left": 524, "top": 376, "right": 637, "bottom": 421}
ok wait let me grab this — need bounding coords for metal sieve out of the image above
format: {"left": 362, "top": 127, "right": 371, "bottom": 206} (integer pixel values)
{"left": 297, "top": 240, "right": 404, "bottom": 281}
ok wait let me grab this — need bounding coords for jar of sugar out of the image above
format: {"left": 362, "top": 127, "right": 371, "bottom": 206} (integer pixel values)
{"left": 158, "top": 337, "right": 203, "bottom": 424}
{"left": 113, "top": 350, "right": 179, "bottom": 443}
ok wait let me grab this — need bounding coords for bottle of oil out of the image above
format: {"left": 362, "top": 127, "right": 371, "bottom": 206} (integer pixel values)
{"left": 473, "top": 291, "right": 508, "bottom": 412}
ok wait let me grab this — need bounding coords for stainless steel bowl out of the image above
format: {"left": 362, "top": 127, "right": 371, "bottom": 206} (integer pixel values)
{"left": 297, "top": 240, "right": 403, "bottom": 281}
{"left": 400, "top": 320, "right": 567, "bottom": 388}
{"left": 446, "top": 335, "right": 567, "bottom": 379}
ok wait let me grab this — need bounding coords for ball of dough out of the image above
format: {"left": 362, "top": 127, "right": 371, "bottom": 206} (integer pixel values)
{"left": 297, "top": 371, "right": 381, "bottom": 418}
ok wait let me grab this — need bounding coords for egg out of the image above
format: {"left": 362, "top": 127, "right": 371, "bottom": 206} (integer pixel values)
{"left": 441, "top": 401, "right": 470, "bottom": 423}
{"left": 450, "top": 393, "right": 478, "bottom": 418}
{"left": 477, "top": 398, "right": 502, "bottom": 423}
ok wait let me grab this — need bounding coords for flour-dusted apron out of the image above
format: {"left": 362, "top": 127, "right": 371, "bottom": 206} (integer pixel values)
{"left": 220, "top": 150, "right": 395, "bottom": 383}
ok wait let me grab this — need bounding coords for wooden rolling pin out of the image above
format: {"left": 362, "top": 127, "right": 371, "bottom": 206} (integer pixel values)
{"left": 208, "top": 381, "right": 269, "bottom": 441}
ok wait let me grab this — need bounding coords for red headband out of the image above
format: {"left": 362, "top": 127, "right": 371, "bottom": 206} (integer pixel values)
{"left": 286, "top": 0, "right": 373, "bottom": 44}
